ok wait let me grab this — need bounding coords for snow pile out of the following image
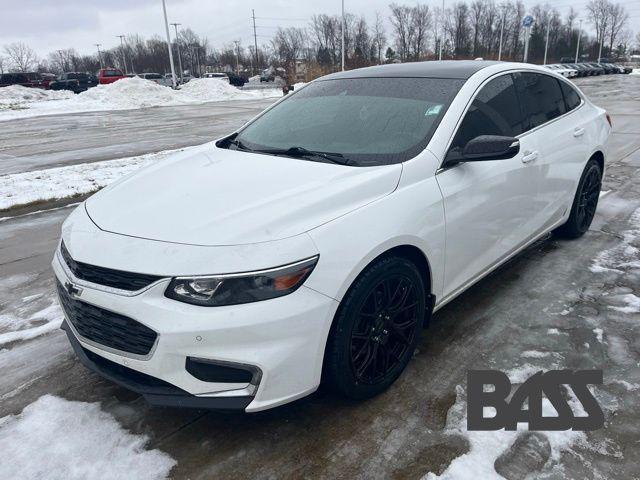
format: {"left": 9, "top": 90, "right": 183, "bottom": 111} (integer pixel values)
{"left": 0, "top": 395, "right": 176, "bottom": 480}
{"left": 0, "top": 77, "right": 280, "bottom": 121}
{"left": 0, "top": 85, "right": 74, "bottom": 105}
{"left": 631, "top": 69, "right": 640, "bottom": 75}
{"left": 178, "top": 77, "right": 273, "bottom": 101}
{"left": 0, "top": 147, "right": 189, "bottom": 211}
{"left": 74, "top": 77, "right": 178, "bottom": 109}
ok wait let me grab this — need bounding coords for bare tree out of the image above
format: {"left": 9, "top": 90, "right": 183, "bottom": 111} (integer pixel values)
{"left": 0, "top": 56, "right": 5, "bottom": 74}
{"left": 606, "top": 2, "right": 628, "bottom": 56}
{"left": 3, "top": 42, "right": 38, "bottom": 72}
{"left": 372, "top": 12, "right": 387, "bottom": 64}
{"left": 389, "top": 3, "right": 414, "bottom": 61}
{"left": 587, "top": 0, "right": 610, "bottom": 55}
{"left": 410, "top": 4, "right": 432, "bottom": 60}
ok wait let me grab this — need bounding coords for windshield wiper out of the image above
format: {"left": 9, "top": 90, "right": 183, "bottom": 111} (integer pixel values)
{"left": 219, "top": 133, "right": 252, "bottom": 152}
{"left": 256, "top": 146, "right": 350, "bottom": 165}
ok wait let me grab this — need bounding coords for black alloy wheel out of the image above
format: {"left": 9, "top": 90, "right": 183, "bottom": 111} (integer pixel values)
{"left": 324, "top": 255, "right": 427, "bottom": 399}
{"left": 556, "top": 159, "right": 602, "bottom": 239}
{"left": 350, "top": 275, "right": 420, "bottom": 385}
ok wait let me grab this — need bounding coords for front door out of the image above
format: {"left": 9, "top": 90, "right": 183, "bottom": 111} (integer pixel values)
{"left": 436, "top": 73, "right": 543, "bottom": 300}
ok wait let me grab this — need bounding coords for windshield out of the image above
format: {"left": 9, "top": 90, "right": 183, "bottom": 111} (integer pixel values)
{"left": 228, "top": 77, "right": 464, "bottom": 166}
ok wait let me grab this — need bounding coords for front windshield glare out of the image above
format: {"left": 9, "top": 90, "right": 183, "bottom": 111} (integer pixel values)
{"left": 233, "top": 77, "right": 464, "bottom": 166}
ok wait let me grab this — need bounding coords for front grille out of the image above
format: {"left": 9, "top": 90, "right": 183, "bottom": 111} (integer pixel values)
{"left": 57, "top": 280, "right": 157, "bottom": 356}
{"left": 60, "top": 241, "right": 162, "bottom": 291}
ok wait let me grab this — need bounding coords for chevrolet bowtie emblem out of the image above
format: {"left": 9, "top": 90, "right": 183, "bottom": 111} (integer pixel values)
{"left": 64, "top": 281, "right": 83, "bottom": 298}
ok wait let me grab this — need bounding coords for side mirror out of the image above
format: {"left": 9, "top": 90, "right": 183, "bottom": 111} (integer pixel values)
{"left": 462, "top": 135, "right": 520, "bottom": 161}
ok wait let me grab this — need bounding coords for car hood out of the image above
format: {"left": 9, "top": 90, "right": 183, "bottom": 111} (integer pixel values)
{"left": 86, "top": 143, "right": 402, "bottom": 246}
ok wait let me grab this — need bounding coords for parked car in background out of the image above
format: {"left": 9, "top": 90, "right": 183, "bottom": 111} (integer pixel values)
{"left": 50, "top": 72, "right": 98, "bottom": 93}
{"left": 0, "top": 72, "right": 42, "bottom": 88}
{"left": 601, "top": 63, "right": 625, "bottom": 74}
{"left": 203, "top": 72, "right": 230, "bottom": 83}
{"left": 40, "top": 73, "right": 57, "bottom": 88}
{"left": 567, "top": 64, "right": 591, "bottom": 77}
{"left": 586, "top": 63, "right": 606, "bottom": 75}
{"left": 97, "top": 68, "right": 126, "bottom": 84}
{"left": 544, "top": 64, "right": 577, "bottom": 78}
{"left": 260, "top": 68, "right": 275, "bottom": 82}
{"left": 139, "top": 73, "right": 164, "bottom": 85}
{"left": 226, "top": 72, "right": 247, "bottom": 87}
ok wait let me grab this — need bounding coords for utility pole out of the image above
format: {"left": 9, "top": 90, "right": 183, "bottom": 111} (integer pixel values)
{"left": 575, "top": 20, "right": 582, "bottom": 63}
{"left": 234, "top": 40, "right": 241, "bottom": 74}
{"left": 116, "top": 35, "right": 127, "bottom": 74}
{"left": 252, "top": 9, "right": 259, "bottom": 76}
{"left": 161, "top": 0, "right": 177, "bottom": 88}
{"left": 171, "top": 23, "right": 183, "bottom": 83}
{"left": 95, "top": 44, "right": 103, "bottom": 69}
{"left": 439, "top": 0, "right": 445, "bottom": 60}
{"left": 341, "top": 0, "right": 345, "bottom": 71}
{"left": 498, "top": 13, "right": 505, "bottom": 61}
{"left": 543, "top": 16, "right": 551, "bottom": 65}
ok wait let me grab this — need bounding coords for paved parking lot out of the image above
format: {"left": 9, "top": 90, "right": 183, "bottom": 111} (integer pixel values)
{"left": 1, "top": 74, "right": 639, "bottom": 479}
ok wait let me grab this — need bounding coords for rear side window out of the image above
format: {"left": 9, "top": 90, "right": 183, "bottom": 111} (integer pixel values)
{"left": 448, "top": 74, "right": 524, "bottom": 156}
{"left": 559, "top": 81, "right": 582, "bottom": 111}
{"left": 515, "top": 72, "right": 566, "bottom": 131}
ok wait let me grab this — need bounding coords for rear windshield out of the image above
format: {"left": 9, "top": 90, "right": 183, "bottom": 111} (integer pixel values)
{"left": 144, "top": 74, "right": 162, "bottom": 79}
{"left": 104, "top": 70, "right": 122, "bottom": 77}
{"left": 230, "top": 77, "right": 464, "bottom": 166}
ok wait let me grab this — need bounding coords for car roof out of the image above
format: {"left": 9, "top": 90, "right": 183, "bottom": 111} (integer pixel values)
{"left": 321, "top": 60, "right": 502, "bottom": 80}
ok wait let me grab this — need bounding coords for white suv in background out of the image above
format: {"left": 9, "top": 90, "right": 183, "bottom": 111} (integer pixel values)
{"left": 54, "top": 61, "right": 610, "bottom": 412}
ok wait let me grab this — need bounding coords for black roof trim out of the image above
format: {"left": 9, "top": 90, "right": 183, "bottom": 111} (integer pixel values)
{"left": 320, "top": 60, "right": 502, "bottom": 81}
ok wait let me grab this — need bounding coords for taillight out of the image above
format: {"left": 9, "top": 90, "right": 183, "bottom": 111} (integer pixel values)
{"left": 605, "top": 112, "right": 612, "bottom": 128}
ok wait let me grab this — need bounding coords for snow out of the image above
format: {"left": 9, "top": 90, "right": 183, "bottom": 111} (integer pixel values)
{"left": 593, "top": 328, "right": 604, "bottom": 343}
{"left": 608, "top": 293, "right": 640, "bottom": 313}
{"left": 0, "top": 147, "right": 191, "bottom": 211}
{"left": 423, "top": 384, "right": 586, "bottom": 480}
{"left": 631, "top": 69, "right": 640, "bottom": 75}
{"left": 0, "top": 77, "right": 281, "bottom": 121}
{"left": 0, "top": 85, "right": 74, "bottom": 107}
{"left": 0, "top": 302, "right": 62, "bottom": 347}
{"left": 591, "top": 207, "right": 640, "bottom": 273}
{"left": 0, "top": 395, "right": 176, "bottom": 480}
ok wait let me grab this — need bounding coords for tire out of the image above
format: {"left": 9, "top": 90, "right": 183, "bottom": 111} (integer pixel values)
{"left": 555, "top": 159, "right": 602, "bottom": 239}
{"left": 323, "top": 255, "right": 426, "bottom": 399}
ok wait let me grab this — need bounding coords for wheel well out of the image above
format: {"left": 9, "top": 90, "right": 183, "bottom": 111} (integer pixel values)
{"left": 591, "top": 151, "right": 604, "bottom": 173}
{"left": 379, "top": 245, "right": 433, "bottom": 295}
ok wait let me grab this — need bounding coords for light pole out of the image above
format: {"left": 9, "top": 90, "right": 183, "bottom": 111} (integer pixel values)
{"left": 543, "top": 16, "right": 551, "bottom": 65}
{"left": 234, "top": 40, "right": 241, "bottom": 74}
{"left": 597, "top": 25, "right": 604, "bottom": 62}
{"left": 171, "top": 23, "right": 184, "bottom": 83}
{"left": 575, "top": 20, "right": 582, "bottom": 63}
{"left": 95, "top": 44, "right": 103, "bottom": 69}
{"left": 439, "top": 0, "right": 444, "bottom": 60}
{"left": 341, "top": 0, "right": 345, "bottom": 71}
{"left": 498, "top": 13, "right": 505, "bottom": 61}
{"left": 161, "top": 0, "right": 177, "bottom": 88}
{"left": 116, "top": 35, "right": 127, "bottom": 74}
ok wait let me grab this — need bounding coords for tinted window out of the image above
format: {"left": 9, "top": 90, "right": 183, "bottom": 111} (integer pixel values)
{"left": 104, "top": 70, "right": 121, "bottom": 77}
{"left": 232, "top": 77, "right": 465, "bottom": 166}
{"left": 559, "top": 81, "right": 581, "bottom": 111}
{"left": 514, "top": 73, "right": 566, "bottom": 131}
{"left": 448, "top": 74, "right": 524, "bottom": 158}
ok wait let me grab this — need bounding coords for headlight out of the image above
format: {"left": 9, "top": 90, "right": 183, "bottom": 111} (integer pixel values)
{"left": 165, "top": 256, "right": 318, "bottom": 307}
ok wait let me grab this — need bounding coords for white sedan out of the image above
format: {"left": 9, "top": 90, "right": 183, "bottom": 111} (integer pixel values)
{"left": 544, "top": 64, "right": 578, "bottom": 78}
{"left": 54, "top": 61, "right": 610, "bottom": 412}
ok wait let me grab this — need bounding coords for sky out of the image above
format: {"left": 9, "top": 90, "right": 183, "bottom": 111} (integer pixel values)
{"left": 0, "top": 0, "right": 638, "bottom": 59}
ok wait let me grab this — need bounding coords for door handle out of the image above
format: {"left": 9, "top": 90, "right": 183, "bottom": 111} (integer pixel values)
{"left": 573, "top": 127, "right": 585, "bottom": 137}
{"left": 522, "top": 151, "right": 539, "bottom": 163}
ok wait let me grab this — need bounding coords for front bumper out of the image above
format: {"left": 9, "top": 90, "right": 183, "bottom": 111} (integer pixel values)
{"left": 53, "top": 239, "right": 338, "bottom": 412}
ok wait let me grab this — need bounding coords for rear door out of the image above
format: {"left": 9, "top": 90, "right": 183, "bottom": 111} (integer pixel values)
{"left": 513, "top": 72, "right": 590, "bottom": 230}
{"left": 436, "top": 73, "right": 543, "bottom": 299}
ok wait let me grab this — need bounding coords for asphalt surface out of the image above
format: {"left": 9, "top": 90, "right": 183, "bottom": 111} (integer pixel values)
{"left": 0, "top": 97, "right": 277, "bottom": 175}
{"left": 1, "top": 75, "right": 639, "bottom": 479}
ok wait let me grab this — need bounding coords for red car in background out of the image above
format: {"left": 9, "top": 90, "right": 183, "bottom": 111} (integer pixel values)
{"left": 97, "top": 68, "right": 126, "bottom": 84}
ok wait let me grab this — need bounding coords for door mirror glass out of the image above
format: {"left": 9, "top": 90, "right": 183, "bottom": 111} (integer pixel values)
{"left": 461, "top": 135, "right": 520, "bottom": 161}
